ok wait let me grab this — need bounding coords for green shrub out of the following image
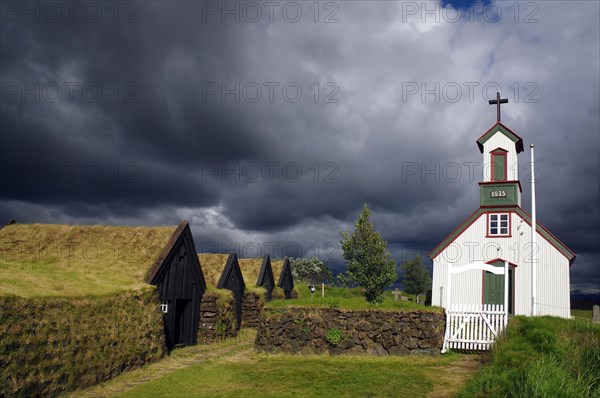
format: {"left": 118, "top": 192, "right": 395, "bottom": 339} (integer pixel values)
{"left": 326, "top": 328, "right": 344, "bottom": 346}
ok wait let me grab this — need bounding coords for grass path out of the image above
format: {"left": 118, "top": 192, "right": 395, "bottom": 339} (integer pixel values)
{"left": 67, "top": 329, "right": 480, "bottom": 398}
{"left": 428, "top": 356, "right": 481, "bottom": 398}
{"left": 65, "top": 329, "right": 257, "bottom": 398}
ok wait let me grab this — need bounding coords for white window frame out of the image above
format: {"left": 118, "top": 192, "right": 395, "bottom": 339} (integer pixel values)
{"left": 488, "top": 213, "right": 510, "bottom": 236}
{"left": 160, "top": 301, "right": 169, "bottom": 314}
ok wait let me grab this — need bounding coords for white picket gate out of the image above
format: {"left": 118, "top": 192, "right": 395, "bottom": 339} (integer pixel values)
{"left": 442, "top": 303, "right": 507, "bottom": 352}
{"left": 441, "top": 261, "right": 510, "bottom": 353}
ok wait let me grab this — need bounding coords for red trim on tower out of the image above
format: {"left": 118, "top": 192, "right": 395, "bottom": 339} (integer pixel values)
{"left": 491, "top": 148, "right": 508, "bottom": 182}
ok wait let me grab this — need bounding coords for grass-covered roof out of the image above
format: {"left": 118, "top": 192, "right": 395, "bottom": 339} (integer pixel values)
{"left": 270, "top": 259, "right": 286, "bottom": 285}
{"left": 0, "top": 223, "right": 178, "bottom": 297}
{"left": 198, "top": 253, "right": 284, "bottom": 289}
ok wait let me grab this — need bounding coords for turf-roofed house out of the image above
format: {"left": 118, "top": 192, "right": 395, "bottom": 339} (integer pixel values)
{"left": 0, "top": 220, "right": 207, "bottom": 396}
{"left": 197, "top": 253, "right": 246, "bottom": 330}
{"left": 236, "top": 254, "right": 280, "bottom": 327}
{"left": 145, "top": 220, "right": 207, "bottom": 349}
{"left": 275, "top": 257, "right": 295, "bottom": 299}
{"left": 255, "top": 254, "right": 276, "bottom": 300}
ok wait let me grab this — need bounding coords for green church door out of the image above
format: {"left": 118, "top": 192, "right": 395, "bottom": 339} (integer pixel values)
{"left": 483, "top": 267, "right": 514, "bottom": 314}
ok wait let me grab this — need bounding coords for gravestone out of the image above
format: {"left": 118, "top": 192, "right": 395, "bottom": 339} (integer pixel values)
{"left": 392, "top": 288, "right": 402, "bottom": 302}
{"left": 401, "top": 296, "right": 409, "bottom": 301}
{"left": 424, "top": 290, "right": 432, "bottom": 306}
{"left": 593, "top": 305, "right": 600, "bottom": 323}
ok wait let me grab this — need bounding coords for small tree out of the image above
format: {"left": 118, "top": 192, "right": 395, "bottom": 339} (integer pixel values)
{"left": 340, "top": 204, "right": 397, "bottom": 304}
{"left": 400, "top": 256, "right": 431, "bottom": 295}
{"left": 290, "top": 257, "right": 334, "bottom": 284}
{"left": 335, "top": 272, "right": 358, "bottom": 288}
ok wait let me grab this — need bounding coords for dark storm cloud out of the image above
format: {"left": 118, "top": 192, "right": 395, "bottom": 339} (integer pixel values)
{"left": 1, "top": 1, "right": 598, "bottom": 291}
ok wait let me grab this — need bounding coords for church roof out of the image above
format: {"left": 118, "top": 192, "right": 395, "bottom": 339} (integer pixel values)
{"left": 428, "top": 206, "right": 576, "bottom": 265}
{"left": 476, "top": 122, "right": 524, "bottom": 154}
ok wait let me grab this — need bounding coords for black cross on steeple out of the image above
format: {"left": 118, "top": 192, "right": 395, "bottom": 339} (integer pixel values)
{"left": 489, "top": 92, "right": 508, "bottom": 122}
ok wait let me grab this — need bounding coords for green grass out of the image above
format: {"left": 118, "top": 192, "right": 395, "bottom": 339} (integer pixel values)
{"left": 0, "top": 223, "right": 176, "bottom": 297}
{"left": 1, "top": 289, "right": 165, "bottom": 397}
{"left": 458, "top": 316, "right": 600, "bottom": 398}
{"left": 267, "top": 285, "right": 442, "bottom": 312}
{"left": 571, "top": 309, "right": 593, "bottom": 319}
{"left": 198, "top": 254, "right": 285, "bottom": 290}
{"left": 114, "top": 352, "right": 469, "bottom": 398}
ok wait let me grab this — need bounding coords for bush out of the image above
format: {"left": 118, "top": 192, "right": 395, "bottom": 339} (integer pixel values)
{"left": 326, "top": 328, "right": 344, "bottom": 346}
{"left": 290, "top": 257, "right": 334, "bottom": 284}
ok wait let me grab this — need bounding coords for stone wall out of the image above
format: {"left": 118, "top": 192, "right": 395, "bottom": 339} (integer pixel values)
{"left": 255, "top": 307, "right": 445, "bottom": 356}
{"left": 242, "top": 291, "right": 265, "bottom": 328}
{"left": 198, "top": 290, "right": 237, "bottom": 342}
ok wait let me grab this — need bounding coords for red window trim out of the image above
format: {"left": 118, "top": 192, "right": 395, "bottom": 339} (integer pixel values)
{"left": 486, "top": 212, "right": 512, "bottom": 238}
{"left": 490, "top": 148, "right": 508, "bottom": 182}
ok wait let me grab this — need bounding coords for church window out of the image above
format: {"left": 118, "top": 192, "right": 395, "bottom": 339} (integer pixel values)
{"left": 488, "top": 213, "right": 510, "bottom": 236}
{"left": 491, "top": 148, "right": 508, "bottom": 181}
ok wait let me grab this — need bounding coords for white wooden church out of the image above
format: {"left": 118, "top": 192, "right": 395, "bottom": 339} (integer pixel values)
{"left": 428, "top": 97, "right": 576, "bottom": 319}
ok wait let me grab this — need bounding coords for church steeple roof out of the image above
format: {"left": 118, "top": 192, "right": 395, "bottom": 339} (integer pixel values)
{"left": 476, "top": 122, "right": 524, "bottom": 154}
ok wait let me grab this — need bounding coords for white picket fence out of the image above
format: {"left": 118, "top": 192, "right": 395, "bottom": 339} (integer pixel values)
{"left": 442, "top": 303, "right": 507, "bottom": 352}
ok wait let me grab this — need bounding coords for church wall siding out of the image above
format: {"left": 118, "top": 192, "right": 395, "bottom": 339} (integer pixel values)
{"left": 432, "top": 211, "right": 570, "bottom": 318}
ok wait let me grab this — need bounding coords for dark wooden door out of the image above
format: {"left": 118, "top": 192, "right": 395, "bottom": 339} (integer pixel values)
{"left": 174, "top": 299, "right": 190, "bottom": 346}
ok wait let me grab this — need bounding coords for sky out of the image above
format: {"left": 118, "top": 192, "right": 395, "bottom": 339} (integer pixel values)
{"left": 1, "top": 0, "right": 599, "bottom": 292}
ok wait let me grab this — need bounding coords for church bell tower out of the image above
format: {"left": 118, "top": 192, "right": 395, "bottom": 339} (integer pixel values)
{"left": 476, "top": 92, "right": 524, "bottom": 208}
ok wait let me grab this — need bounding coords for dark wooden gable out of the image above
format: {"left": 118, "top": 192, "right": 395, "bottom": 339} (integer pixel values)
{"left": 217, "top": 253, "right": 246, "bottom": 330}
{"left": 146, "top": 220, "right": 206, "bottom": 350}
{"left": 277, "top": 257, "right": 295, "bottom": 299}
{"left": 256, "top": 254, "right": 275, "bottom": 301}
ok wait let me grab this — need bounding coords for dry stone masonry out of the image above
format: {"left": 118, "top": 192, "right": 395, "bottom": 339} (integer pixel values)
{"left": 255, "top": 307, "right": 445, "bottom": 356}
{"left": 242, "top": 291, "right": 264, "bottom": 328}
{"left": 198, "top": 291, "right": 238, "bottom": 342}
